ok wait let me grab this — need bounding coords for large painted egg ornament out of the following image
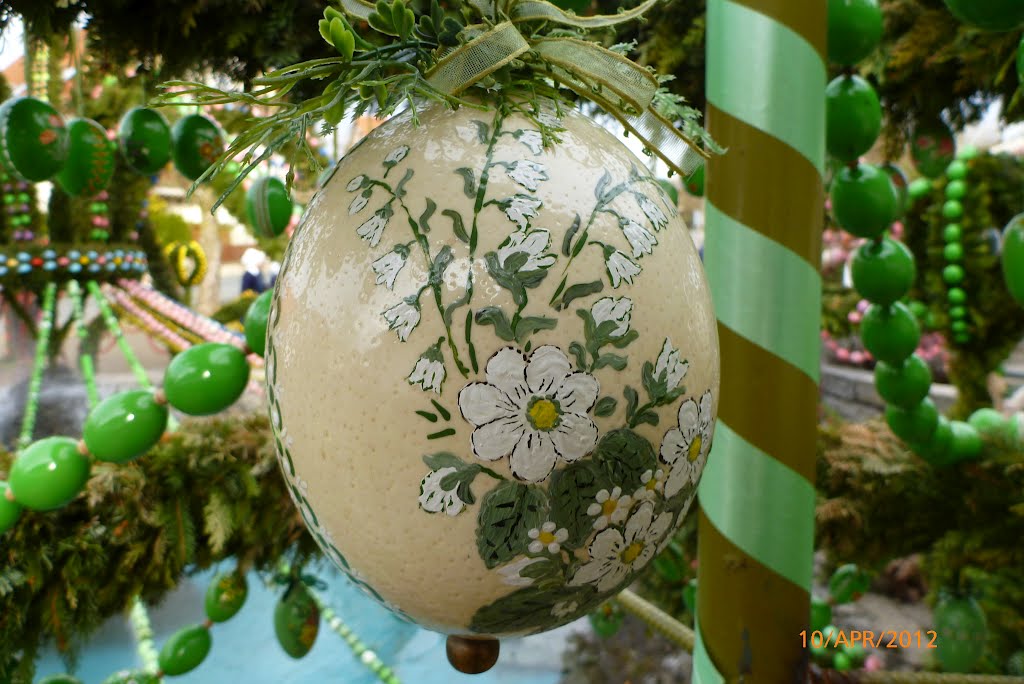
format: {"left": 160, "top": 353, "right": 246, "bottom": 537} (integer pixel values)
{"left": 246, "top": 176, "right": 293, "bottom": 237}
{"left": 0, "top": 97, "right": 68, "bottom": 182}
{"left": 267, "top": 100, "right": 720, "bottom": 636}
{"left": 1002, "top": 213, "right": 1024, "bottom": 306}
{"left": 118, "top": 107, "right": 172, "bottom": 175}
{"left": 56, "top": 118, "right": 116, "bottom": 196}
{"left": 171, "top": 114, "right": 224, "bottom": 181}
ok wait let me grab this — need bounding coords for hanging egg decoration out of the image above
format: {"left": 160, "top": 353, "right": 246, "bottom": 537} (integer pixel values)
{"left": 274, "top": 582, "right": 320, "bottom": 658}
{"left": 0, "top": 96, "right": 68, "bottom": 182}
{"left": 933, "top": 593, "right": 988, "bottom": 672}
{"left": 267, "top": 100, "right": 720, "bottom": 636}
{"left": 683, "top": 164, "right": 704, "bottom": 197}
{"left": 827, "top": 0, "right": 883, "bottom": 65}
{"left": 1001, "top": 213, "right": 1024, "bottom": 306}
{"left": 246, "top": 176, "right": 293, "bottom": 237}
{"left": 118, "top": 107, "right": 172, "bottom": 175}
{"left": 171, "top": 113, "right": 225, "bottom": 181}
{"left": 7, "top": 437, "right": 91, "bottom": 511}
{"left": 56, "top": 118, "right": 116, "bottom": 197}
{"left": 910, "top": 120, "right": 956, "bottom": 179}
{"left": 942, "top": 0, "right": 1024, "bottom": 31}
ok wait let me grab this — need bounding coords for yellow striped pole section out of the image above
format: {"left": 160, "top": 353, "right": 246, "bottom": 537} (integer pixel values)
{"left": 694, "top": 0, "right": 825, "bottom": 682}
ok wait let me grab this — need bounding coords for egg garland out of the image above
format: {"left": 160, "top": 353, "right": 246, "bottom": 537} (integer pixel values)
{"left": 1, "top": 171, "right": 35, "bottom": 241}
{"left": 89, "top": 190, "right": 113, "bottom": 242}
{"left": 245, "top": 176, "right": 294, "bottom": 238}
{"left": 940, "top": 149, "right": 978, "bottom": 345}
{"left": 0, "top": 96, "right": 69, "bottom": 182}
{"left": 55, "top": 118, "right": 116, "bottom": 197}
{"left": 170, "top": 113, "right": 225, "bottom": 182}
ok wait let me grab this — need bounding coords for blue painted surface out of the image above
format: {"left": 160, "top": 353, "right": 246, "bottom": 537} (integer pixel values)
{"left": 33, "top": 564, "right": 571, "bottom": 684}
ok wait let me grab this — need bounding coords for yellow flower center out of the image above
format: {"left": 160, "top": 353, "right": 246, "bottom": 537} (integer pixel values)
{"left": 688, "top": 435, "right": 703, "bottom": 463}
{"left": 621, "top": 541, "right": 645, "bottom": 564}
{"left": 601, "top": 498, "right": 618, "bottom": 517}
{"left": 528, "top": 398, "right": 561, "bottom": 431}
{"left": 646, "top": 475, "right": 660, "bottom": 491}
{"left": 538, "top": 530, "right": 557, "bottom": 545}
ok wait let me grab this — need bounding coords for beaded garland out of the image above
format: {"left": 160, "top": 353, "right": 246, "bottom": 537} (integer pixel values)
{"left": 0, "top": 243, "right": 147, "bottom": 291}
{"left": 940, "top": 150, "right": 976, "bottom": 346}
{"left": 2, "top": 171, "right": 35, "bottom": 241}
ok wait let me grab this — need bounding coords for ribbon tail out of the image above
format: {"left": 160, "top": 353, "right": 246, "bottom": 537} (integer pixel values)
{"left": 533, "top": 38, "right": 658, "bottom": 113}
{"left": 425, "top": 22, "right": 530, "bottom": 95}
{"left": 511, "top": 0, "right": 661, "bottom": 29}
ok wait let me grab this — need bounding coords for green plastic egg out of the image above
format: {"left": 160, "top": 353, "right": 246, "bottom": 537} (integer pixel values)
{"left": 56, "top": 118, "right": 115, "bottom": 197}
{"left": 9, "top": 437, "right": 90, "bottom": 511}
{"left": 244, "top": 291, "right": 273, "bottom": 358}
{"left": 274, "top": 583, "right": 320, "bottom": 659}
{"left": 205, "top": 572, "right": 249, "bottom": 623}
{"left": 886, "top": 398, "right": 939, "bottom": 444}
{"left": 246, "top": 177, "right": 293, "bottom": 238}
{"left": 943, "top": 242, "right": 963, "bottom": 261}
{"left": 1001, "top": 214, "right": 1024, "bottom": 305}
{"left": 860, "top": 302, "right": 920, "bottom": 364}
{"left": 0, "top": 97, "right": 68, "bottom": 182}
{"left": 158, "top": 624, "right": 212, "bottom": 676}
{"left": 967, "top": 407, "right": 1008, "bottom": 438}
{"left": 162, "top": 343, "right": 250, "bottom": 416}
{"left": 911, "top": 122, "right": 956, "bottom": 179}
{"left": 171, "top": 114, "right": 224, "bottom": 181}
{"left": 945, "top": 179, "right": 967, "bottom": 200}
{"left": 851, "top": 238, "right": 916, "bottom": 305}
{"left": 0, "top": 481, "right": 22, "bottom": 534}
{"left": 874, "top": 355, "right": 932, "bottom": 409}
{"left": 915, "top": 416, "right": 955, "bottom": 466}
{"left": 827, "top": 0, "right": 883, "bottom": 65}
{"left": 826, "top": 76, "right": 881, "bottom": 162}
{"left": 949, "top": 421, "right": 982, "bottom": 461}
{"left": 828, "top": 564, "right": 871, "bottom": 604}
{"left": 83, "top": 390, "right": 168, "bottom": 463}
{"left": 942, "top": 0, "right": 1024, "bottom": 31}
{"left": 943, "top": 264, "right": 965, "bottom": 285}
{"left": 830, "top": 163, "right": 898, "bottom": 238}
{"left": 658, "top": 179, "right": 679, "bottom": 207}
{"left": 101, "top": 671, "right": 161, "bottom": 684}
{"left": 37, "top": 676, "right": 84, "bottom": 684}
{"left": 118, "top": 107, "right": 172, "bottom": 175}
{"left": 810, "top": 596, "right": 832, "bottom": 632}
{"left": 881, "top": 162, "right": 909, "bottom": 215}
{"left": 683, "top": 165, "right": 704, "bottom": 198}
{"left": 934, "top": 595, "right": 987, "bottom": 673}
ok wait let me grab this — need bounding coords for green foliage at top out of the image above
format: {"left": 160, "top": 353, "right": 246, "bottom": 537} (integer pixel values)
{"left": 903, "top": 153, "right": 1024, "bottom": 417}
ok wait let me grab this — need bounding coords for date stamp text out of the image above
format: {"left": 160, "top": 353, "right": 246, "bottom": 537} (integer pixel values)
{"left": 800, "top": 630, "right": 938, "bottom": 649}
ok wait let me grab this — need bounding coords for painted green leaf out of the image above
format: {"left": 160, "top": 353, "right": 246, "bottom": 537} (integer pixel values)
{"left": 593, "top": 396, "right": 617, "bottom": 417}
{"left": 557, "top": 280, "right": 603, "bottom": 311}
{"left": 568, "top": 341, "right": 587, "bottom": 369}
{"left": 561, "top": 214, "right": 581, "bottom": 256}
{"left": 514, "top": 316, "right": 558, "bottom": 343}
{"left": 595, "top": 170, "right": 612, "bottom": 201}
{"left": 429, "top": 246, "right": 454, "bottom": 285}
{"left": 476, "top": 481, "right": 548, "bottom": 569}
{"left": 469, "top": 584, "right": 595, "bottom": 634}
{"left": 471, "top": 120, "right": 489, "bottom": 144}
{"left": 475, "top": 307, "right": 515, "bottom": 341}
{"left": 394, "top": 168, "right": 414, "bottom": 197}
{"left": 442, "top": 208, "right": 469, "bottom": 243}
{"left": 423, "top": 452, "right": 466, "bottom": 471}
{"left": 419, "top": 198, "right": 436, "bottom": 232}
{"left": 440, "top": 464, "right": 483, "bottom": 505}
{"left": 592, "top": 353, "right": 627, "bottom": 371}
{"left": 609, "top": 329, "right": 639, "bottom": 349}
{"left": 570, "top": 228, "right": 590, "bottom": 258}
{"left": 518, "top": 557, "right": 564, "bottom": 584}
{"left": 624, "top": 386, "right": 639, "bottom": 421}
{"left": 594, "top": 429, "right": 657, "bottom": 494}
{"left": 634, "top": 410, "right": 659, "bottom": 427}
{"left": 548, "top": 460, "right": 611, "bottom": 548}
{"left": 454, "top": 167, "right": 476, "bottom": 197}
{"left": 484, "top": 253, "right": 527, "bottom": 307}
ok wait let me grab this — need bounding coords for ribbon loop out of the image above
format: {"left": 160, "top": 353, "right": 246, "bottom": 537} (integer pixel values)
{"left": 533, "top": 38, "right": 657, "bottom": 113}
{"left": 426, "top": 22, "right": 530, "bottom": 94}
{"left": 510, "top": 0, "right": 660, "bottom": 28}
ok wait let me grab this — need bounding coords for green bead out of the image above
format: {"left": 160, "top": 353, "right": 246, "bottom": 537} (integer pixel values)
{"left": 159, "top": 624, "right": 211, "bottom": 676}
{"left": 943, "top": 264, "right": 965, "bottom": 285}
{"left": 851, "top": 238, "right": 916, "bottom": 305}
{"left": 946, "top": 159, "right": 968, "bottom": 180}
{"left": 949, "top": 421, "right": 982, "bottom": 461}
{"left": 101, "top": 671, "right": 161, "bottom": 684}
{"left": 842, "top": 642, "right": 866, "bottom": 664}
{"left": 37, "top": 676, "right": 84, "bottom": 684}
{"left": 275, "top": 583, "right": 320, "bottom": 658}
{"left": 0, "top": 481, "right": 22, "bottom": 534}
{"left": 0, "top": 97, "right": 68, "bottom": 182}
{"left": 949, "top": 306, "right": 966, "bottom": 319}
{"left": 956, "top": 144, "right": 980, "bottom": 160}
{"left": 826, "top": 76, "right": 882, "bottom": 162}
{"left": 875, "top": 355, "right": 932, "bottom": 409}
{"left": 683, "top": 165, "right": 704, "bottom": 198}
{"left": 907, "top": 177, "right": 932, "bottom": 200}
{"left": 205, "top": 572, "right": 249, "bottom": 622}
{"left": 942, "top": 0, "right": 1024, "bottom": 31}
{"left": 948, "top": 287, "right": 966, "bottom": 304}
{"left": 951, "top": 320, "right": 969, "bottom": 334}
{"left": 171, "top": 114, "right": 224, "bottom": 182}
{"left": 942, "top": 200, "right": 963, "bottom": 221}
{"left": 9, "top": 437, "right": 90, "bottom": 511}
{"left": 911, "top": 122, "right": 956, "bottom": 179}
{"left": 244, "top": 292, "right": 273, "bottom": 358}
{"left": 163, "top": 343, "right": 250, "bottom": 416}
{"left": 945, "top": 179, "right": 967, "bottom": 200}
{"left": 1002, "top": 213, "right": 1024, "bottom": 305}
{"left": 56, "top": 118, "right": 115, "bottom": 197}
{"left": 861, "top": 302, "right": 920, "bottom": 364}
{"left": 833, "top": 652, "right": 852, "bottom": 671}
{"left": 954, "top": 333, "right": 971, "bottom": 345}
{"left": 828, "top": 564, "right": 871, "bottom": 604}
{"left": 810, "top": 595, "right": 832, "bottom": 632}
{"left": 967, "top": 407, "right": 1009, "bottom": 439}
{"left": 118, "top": 107, "right": 172, "bottom": 175}
{"left": 246, "top": 177, "right": 293, "bottom": 238}
{"left": 934, "top": 594, "right": 988, "bottom": 673}
{"left": 886, "top": 398, "right": 940, "bottom": 444}
{"left": 943, "top": 242, "right": 963, "bottom": 261}
{"left": 831, "top": 163, "right": 898, "bottom": 238}
{"left": 827, "top": 0, "right": 883, "bottom": 64}
{"left": 83, "top": 390, "right": 168, "bottom": 463}
{"left": 914, "top": 416, "right": 956, "bottom": 466}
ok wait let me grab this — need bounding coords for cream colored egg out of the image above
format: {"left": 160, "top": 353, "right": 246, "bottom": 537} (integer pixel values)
{"left": 267, "top": 99, "right": 719, "bottom": 637}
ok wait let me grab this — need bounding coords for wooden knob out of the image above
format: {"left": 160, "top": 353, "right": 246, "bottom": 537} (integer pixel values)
{"left": 446, "top": 635, "right": 500, "bottom": 674}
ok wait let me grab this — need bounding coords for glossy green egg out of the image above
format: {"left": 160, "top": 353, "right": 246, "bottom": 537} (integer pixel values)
{"left": 860, "top": 302, "right": 920, "bottom": 364}
{"left": 205, "top": 572, "right": 249, "bottom": 623}
{"left": 827, "top": 0, "right": 883, "bottom": 65}
{"left": 967, "top": 407, "right": 1008, "bottom": 438}
{"left": 825, "top": 75, "right": 881, "bottom": 162}
{"left": 171, "top": 114, "right": 224, "bottom": 181}
{"left": 56, "top": 118, "right": 115, "bottom": 197}
{"left": 943, "top": 0, "right": 1024, "bottom": 31}
{"left": 914, "top": 416, "right": 955, "bottom": 466}
{"left": 101, "top": 671, "right": 161, "bottom": 684}
{"left": 683, "top": 165, "right": 704, "bottom": 198}
{"left": 246, "top": 177, "right": 293, "bottom": 238}
{"left": 949, "top": 421, "right": 982, "bottom": 461}
{"left": 910, "top": 122, "right": 956, "bottom": 179}
{"left": 828, "top": 564, "right": 870, "bottom": 604}
{"left": 163, "top": 343, "right": 250, "bottom": 416}
{"left": 851, "top": 238, "right": 916, "bottom": 305}
{"left": 830, "top": 163, "right": 898, "bottom": 238}
{"left": 1001, "top": 214, "right": 1024, "bottom": 305}
{"left": 118, "top": 107, "right": 172, "bottom": 175}
{"left": 874, "top": 355, "right": 932, "bottom": 409}
{"left": 9, "top": 437, "right": 90, "bottom": 511}
{"left": 244, "top": 291, "right": 273, "bottom": 357}
{"left": 886, "top": 398, "right": 939, "bottom": 444}
{"left": 0, "top": 97, "right": 68, "bottom": 182}
{"left": 274, "top": 583, "right": 320, "bottom": 658}
{"left": 0, "top": 481, "right": 22, "bottom": 534}
{"left": 158, "top": 624, "right": 212, "bottom": 676}
{"left": 83, "top": 390, "right": 168, "bottom": 463}
{"left": 934, "top": 594, "right": 987, "bottom": 672}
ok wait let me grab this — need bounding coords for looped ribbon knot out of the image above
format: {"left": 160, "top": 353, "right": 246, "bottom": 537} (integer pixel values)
{"left": 340, "top": 0, "right": 707, "bottom": 177}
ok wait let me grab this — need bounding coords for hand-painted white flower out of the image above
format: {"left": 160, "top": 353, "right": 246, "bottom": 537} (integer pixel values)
{"left": 498, "top": 557, "right": 543, "bottom": 587}
{"left": 503, "top": 194, "right": 543, "bottom": 230}
{"left": 660, "top": 390, "right": 715, "bottom": 498}
{"left": 636, "top": 193, "right": 668, "bottom": 231}
{"left": 605, "top": 249, "right": 641, "bottom": 288}
{"left": 458, "top": 345, "right": 600, "bottom": 482}
{"left": 586, "top": 486, "right": 632, "bottom": 531}
{"left": 384, "top": 145, "right": 410, "bottom": 165}
{"left": 357, "top": 207, "right": 391, "bottom": 247}
{"left": 506, "top": 160, "right": 549, "bottom": 191}
{"left": 408, "top": 341, "right": 445, "bottom": 393}
{"left": 349, "top": 191, "right": 371, "bottom": 215}
{"left": 346, "top": 175, "right": 367, "bottom": 192}
{"left": 528, "top": 521, "right": 569, "bottom": 554}
{"left": 621, "top": 218, "right": 658, "bottom": 258}
{"left": 418, "top": 467, "right": 465, "bottom": 516}
{"left": 382, "top": 298, "right": 421, "bottom": 342}
{"left": 655, "top": 338, "right": 689, "bottom": 392}
{"left": 496, "top": 228, "right": 556, "bottom": 272}
{"left": 591, "top": 296, "right": 633, "bottom": 338}
{"left": 371, "top": 246, "right": 408, "bottom": 290}
{"left": 552, "top": 600, "right": 580, "bottom": 618}
{"left": 633, "top": 468, "right": 666, "bottom": 503}
{"left": 516, "top": 130, "right": 544, "bottom": 155}
{"left": 569, "top": 502, "right": 672, "bottom": 593}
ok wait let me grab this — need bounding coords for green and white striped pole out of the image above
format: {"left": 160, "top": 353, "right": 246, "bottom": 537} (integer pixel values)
{"left": 695, "top": 0, "right": 826, "bottom": 681}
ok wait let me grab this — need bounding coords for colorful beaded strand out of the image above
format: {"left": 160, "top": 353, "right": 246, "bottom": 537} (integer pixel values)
{"left": 67, "top": 280, "right": 100, "bottom": 410}
{"left": 16, "top": 283, "right": 58, "bottom": 450}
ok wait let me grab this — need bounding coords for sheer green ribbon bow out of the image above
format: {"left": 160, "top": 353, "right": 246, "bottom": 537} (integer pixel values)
{"left": 341, "top": 0, "right": 707, "bottom": 177}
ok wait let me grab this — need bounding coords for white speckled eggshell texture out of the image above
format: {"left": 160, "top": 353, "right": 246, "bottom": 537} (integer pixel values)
{"left": 266, "top": 99, "right": 719, "bottom": 637}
